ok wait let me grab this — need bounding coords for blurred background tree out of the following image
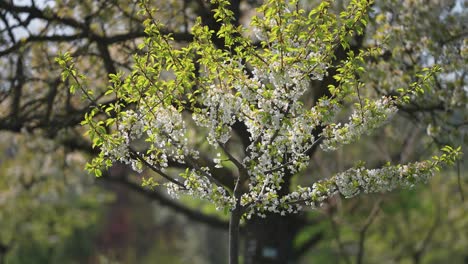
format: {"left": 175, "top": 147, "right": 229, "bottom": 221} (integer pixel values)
{"left": 0, "top": 131, "right": 111, "bottom": 263}
{"left": 0, "top": 0, "right": 466, "bottom": 263}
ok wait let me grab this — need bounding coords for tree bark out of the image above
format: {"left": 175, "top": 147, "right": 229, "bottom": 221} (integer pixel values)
{"left": 244, "top": 213, "right": 303, "bottom": 264}
{"left": 229, "top": 206, "right": 242, "bottom": 264}
{"left": 243, "top": 173, "right": 305, "bottom": 264}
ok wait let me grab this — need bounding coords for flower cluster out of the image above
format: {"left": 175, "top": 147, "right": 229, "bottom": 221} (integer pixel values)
{"left": 100, "top": 104, "right": 197, "bottom": 173}
{"left": 321, "top": 97, "right": 398, "bottom": 151}
{"left": 242, "top": 182, "right": 338, "bottom": 219}
{"left": 167, "top": 168, "right": 236, "bottom": 210}
{"left": 192, "top": 83, "right": 243, "bottom": 146}
{"left": 242, "top": 143, "right": 461, "bottom": 218}
{"left": 243, "top": 157, "right": 448, "bottom": 218}
{"left": 334, "top": 161, "right": 435, "bottom": 198}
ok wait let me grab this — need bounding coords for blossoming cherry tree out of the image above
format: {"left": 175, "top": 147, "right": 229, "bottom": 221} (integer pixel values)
{"left": 56, "top": 0, "right": 461, "bottom": 263}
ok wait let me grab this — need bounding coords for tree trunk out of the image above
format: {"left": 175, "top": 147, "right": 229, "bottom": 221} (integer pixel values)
{"left": 243, "top": 213, "right": 302, "bottom": 264}
{"left": 242, "top": 173, "right": 304, "bottom": 264}
{"left": 229, "top": 206, "right": 242, "bottom": 264}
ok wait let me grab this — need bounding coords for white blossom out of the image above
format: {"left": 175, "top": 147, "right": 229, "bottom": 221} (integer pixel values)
{"left": 321, "top": 97, "right": 398, "bottom": 151}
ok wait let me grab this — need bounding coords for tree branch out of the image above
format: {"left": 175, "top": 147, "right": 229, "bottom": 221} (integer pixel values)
{"left": 292, "top": 232, "right": 324, "bottom": 261}
{"left": 102, "top": 172, "right": 229, "bottom": 230}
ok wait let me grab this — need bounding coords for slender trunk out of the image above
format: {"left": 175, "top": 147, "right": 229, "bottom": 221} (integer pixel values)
{"left": 229, "top": 205, "right": 242, "bottom": 264}
{"left": 230, "top": 162, "right": 247, "bottom": 264}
